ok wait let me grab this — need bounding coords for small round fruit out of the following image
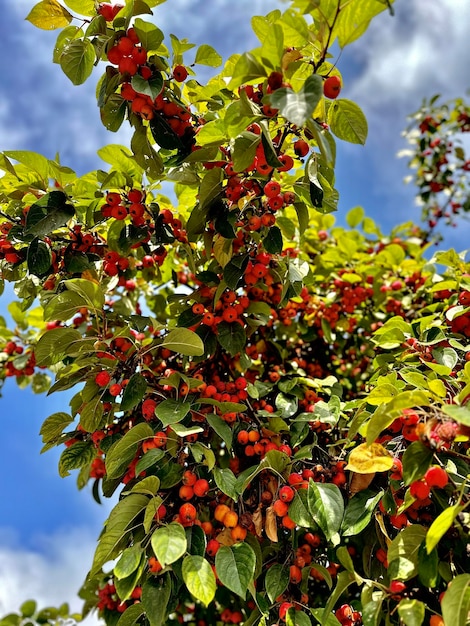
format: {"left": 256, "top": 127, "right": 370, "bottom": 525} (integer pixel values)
{"left": 173, "top": 65, "right": 188, "bottom": 82}
{"left": 294, "top": 140, "right": 309, "bottom": 158}
{"left": 425, "top": 465, "right": 449, "bottom": 489}
{"left": 323, "top": 75, "right": 342, "bottom": 99}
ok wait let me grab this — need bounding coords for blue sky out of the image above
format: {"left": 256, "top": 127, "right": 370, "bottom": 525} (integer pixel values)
{"left": 0, "top": 0, "right": 469, "bottom": 619}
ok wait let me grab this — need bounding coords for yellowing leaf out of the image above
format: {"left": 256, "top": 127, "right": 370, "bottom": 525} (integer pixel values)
{"left": 213, "top": 235, "right": 233, "bottom": 268}
{"left": 26, "top": 0, "right": 73, "bottom": 30}
{"left": 346, "top": 443, "right": 394, "bottom": 474}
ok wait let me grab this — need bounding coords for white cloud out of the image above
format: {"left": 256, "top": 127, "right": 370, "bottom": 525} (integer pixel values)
{"left": 349, "top": 0, "right": 470, "bottom": 120}
{"left": 0, "top": 527, "right": 101, "bottom": 625}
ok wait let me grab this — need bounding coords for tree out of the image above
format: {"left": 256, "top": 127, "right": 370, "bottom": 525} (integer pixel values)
{"left": 0, "top": 2, "right": 469, "bottom": 626}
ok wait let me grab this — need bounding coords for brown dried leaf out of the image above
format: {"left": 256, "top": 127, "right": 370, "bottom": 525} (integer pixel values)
{"left": 349, "top": 471, "right": 375, "bottom": 495}
{"left": 265, "top": 506, "right": 278, "bottom": 543}
{"left": 252, "top": 504, "right": 264, "bottom": 538}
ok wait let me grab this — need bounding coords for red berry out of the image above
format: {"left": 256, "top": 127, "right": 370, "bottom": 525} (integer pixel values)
{"left": 173, "top": 65, "right": 189, "bottom": 82}
{"left": 294, "top": 140, "right": 309, "bottom": 157}
{"left": 425, "top": 466, "right": 449, "bottom": 489}
{"left": 95, "top": 371, "right": 111, "bottom": 387}
{"left": 389, "top": 580, "right": 406, "bottom": 594}
{"left": 323, "top": 75, "right": 342, "bottom": 99}
{"left": 264, "top": 180, "right": 281, "bottom": 198}
{"left": 279, "top": 485, "right": 295, "bottom": 502}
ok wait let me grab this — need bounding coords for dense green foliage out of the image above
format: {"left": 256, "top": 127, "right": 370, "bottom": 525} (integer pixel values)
{"left": 0, "top": 2, "right": 469, "bottom": 626}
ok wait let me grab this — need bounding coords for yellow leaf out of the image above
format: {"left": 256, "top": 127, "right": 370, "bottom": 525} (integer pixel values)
{"left": 213, "top": 234, "right": 233, "bottom": 268}
{"left": 345, "top": 442, "right": 394, "bottom": 474}
{"left": 26, "top": 0, "right": 73, "bottom": 30}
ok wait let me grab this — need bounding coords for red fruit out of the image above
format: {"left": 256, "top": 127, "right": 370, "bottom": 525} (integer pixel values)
{"left": 389, "top": 580, "right": 406, "bottom": 594}
{"left": 206, "top": 539, "right": 220, "bottom": 557}
{"left": 458, "top": 291, "right": 470, "bottom": 305}
{"left": 279, "top": 485, "right": 295, "bottom": 502}
{"left": 173, "top": 65, "right": 189, "bottom": 82}
{"left": 119, "top": 56, "right": 138, "bottom": 76}
{"left": 323, "top": 75, "right": 342, "bottom": 99}
{"left": 193, "top": 478, "right": 210, "bottom": 497}
{"left": 237, "top": 430, "right": 249, "bottom": 445}
{"left": 109, "top": 383, "right": 122, "bottom": 396}
{"left": 294, "top": 140, "right": 309, "bottom": 157}
{"left": 95, "top": 371, "right": 111, "bottom": 387}
{"left": 106, "top": 192, "right": 122, "bottom": 206}
{"left": 98, "top": 3, "right": 124, "bottom": 21}
{"left": 179, "top": 502, "right": 197, "bottom": 524}
{"left": 279, "top": 602, "right": 294, "bottom": 621}
{"left": 289, "top": 564, "right": 302, "bottom": 584}
{"left": 153, "top": 431, "right": 167, "bottom": 448}
{"left": 264, "top": 180, "right": 281, "bottom": 198}
{"left": 410, "top": 479, "right": 431, "bottom": 500}
{"left": 272, "top": 499, "right": 289, "bottom": 517}
{"left": 425, "top": 466, "right": 449, "bottom": 489}
{"left": 277, "top": 154, "right": 294, "bottom": 172}
{"left": 179, "top": 485, "right": 194, "bottom": 501}
{"left": 142, "top": 398, "right": 157, "bottom": 420}
{"left": 182, "top": 470, "right": 197, "bottom": 486}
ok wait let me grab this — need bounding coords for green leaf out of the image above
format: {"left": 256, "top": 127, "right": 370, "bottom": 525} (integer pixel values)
{"left": 131, "top": 126, "right": 164, "bottom": 179}
{"left": 366, "top": 391, "right": 430, "bottom": 445}
{"left": 341, "top": 489, "right": 383, "bottom": 536}
{"left": 442, "top": 574, "right": 470, "bottom": 626}
{"left": 215, "top": 543, "right": 256, "bottom": 599}
{"left": 186, "top": 524, "right": 207, "bottom": 557}
{"left": 80, "top": 395, "right": 105, "bottom": 432}
{"left": 133, "top": 18, "right": 164, "bottom": 52}
{"left": 265, "top": 564, "right": 290, "bottom": 603}
{"left": 121, "top": 373, "right": 148, "bottom": 411}
{"left": 135, "top": 448, "right": 165, "bottom": 476}
{"left": 91, "top": 494, "right": 149, "bottom": 574}
{"left": 43, "top": 291, "right": 87, "bottom": 322}
{"left": 270, "top": 75, "right": 323, "bottom": 127}
{"left": 194, "top": 44, "right": 222, "bottom": 67}
{"left": 263, "top": 226, "right": 283, "bottom": 254}
{"left": 217, "top": 321, "right": 246, "bottom": 356}
{"left": 27, "top": 238, "right": 52, "bottom": 277}
{"left": 115, "top": 604, "right": 145, "bottom": 626}
{"left": 308, "top": 482, "right": 344, "bottom": 544}
{"left": 155, "top": 399, "right": 191, "bottom": 426}
{"left": 60, "top": 39, "right": 95, "bottom": 85}
{"left": 228, "top": 52, "right": 267, "bottom": 89}
{"left": 182, "top": 556, "right": 216, "bottom": 606}
{"left": 142, "top": 574, "right": 172, "bottom": 626}
{"left": 20, "top": 601, "right": 37, "bottom": 618}
{"left": 206, "top": 414, "right": 233, "bottom": 449}
{"left": 160, "top": 328, "right": 204, "bottom": 356}
{"left": 35, "top": 327, "right": 82, "bottom": 367}
{"left": 151, "top": 522, "right": 187, "bottom": 566}
{"left": 388, "top": 525, "right": 427, "bottom": 581}
{"left": 397, "top": 599, "right": 425, "bottom": 626}
{"left": 440, "top": 404, "right": 470, "bottom": 426}
{"left": 232, "top": 131, "right": 261, "bottom": 173}
{"left": 213, "top": 467, "right": 238, "bottom": 500}
{"left": 328, "top": 99, "right": 368, "bottom": 145}
{"left": 26, "top": 0, "right": 73, "bottom": 29}
{"left": 131, "top": 73, "right": 164, "bottom": 100}
{"left": 106, "top": 423, "right": 154, "bottom": 479}
{"left": 289, "top": 488, "right": 316, "bottom": 527}
{"left": 58, "top": 441, "right": 94, "bottom": 477}
{"left": 40, "top": 412, "right": 73, "bottom": 444}
{"left": 25, "top": 190, "right": 75, "bottom": 237}
{"left": 417, "top": 543, "right": 439, "bottom": 588}
{"left": 101, "top": 94, "right": 127, "bottom": 132}
{"left": 114, "top": 545, "right": 143, "bottom": 580}
{"left": 402, "top": 441, "right": 433, "bottom": 486}
{"left": 426, "top": 504, "right": 464, "bottom": 554}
